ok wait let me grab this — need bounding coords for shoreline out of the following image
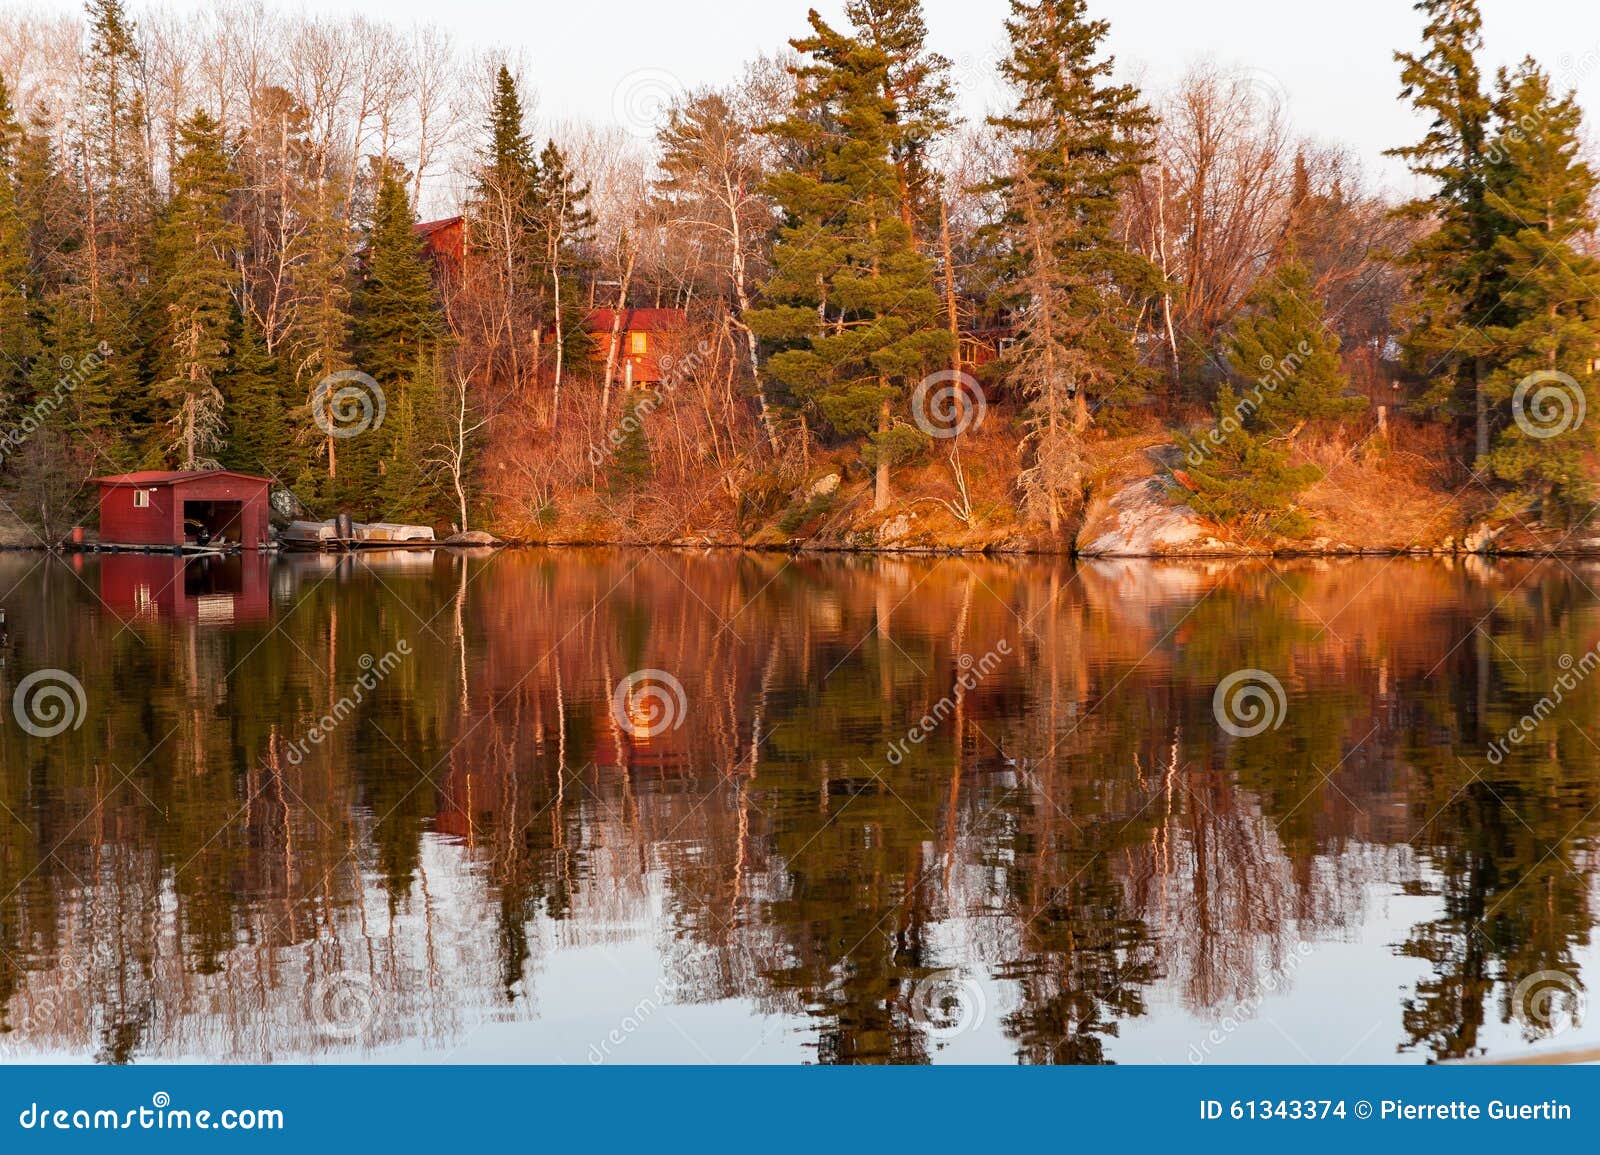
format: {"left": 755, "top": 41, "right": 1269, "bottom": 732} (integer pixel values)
{"left": 6, "top": 541, "right": 1589, "bottom": 560}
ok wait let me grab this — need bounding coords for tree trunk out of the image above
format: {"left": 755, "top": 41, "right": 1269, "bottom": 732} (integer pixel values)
{"left": 940, "top": 198, "right": 961, "bottom": 376}
{"left": 1474, "top": 356, "right": 1488, "bottom": 462}
{"left": 874, "top": 396, "right": 891, "bottom": 512}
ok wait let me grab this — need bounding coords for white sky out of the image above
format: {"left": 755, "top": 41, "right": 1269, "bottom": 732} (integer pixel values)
{"left": 33, "top": 0, "right": 1600, "bottom": 194}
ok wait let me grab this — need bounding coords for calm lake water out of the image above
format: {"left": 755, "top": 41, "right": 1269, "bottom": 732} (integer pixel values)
{"left": 2, "top": 547, "right": 1599, "bottom": 1064}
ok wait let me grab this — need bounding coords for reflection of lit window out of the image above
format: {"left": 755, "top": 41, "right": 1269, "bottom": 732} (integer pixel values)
{"left": 629, "top": 331, "right": 648, "bottom": 356}
{"left": 134, "top": 489, "right": 151, "bottom": 509}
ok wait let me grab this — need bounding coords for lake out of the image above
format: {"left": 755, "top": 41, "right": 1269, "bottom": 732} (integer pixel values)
{"left": 1, "top": 547, "right": 1597, "bottom": 1064}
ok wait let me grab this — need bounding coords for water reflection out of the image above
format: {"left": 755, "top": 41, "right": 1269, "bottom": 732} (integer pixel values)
{"left": 1, "top": 550, "right": 1599, "bottom": 1064}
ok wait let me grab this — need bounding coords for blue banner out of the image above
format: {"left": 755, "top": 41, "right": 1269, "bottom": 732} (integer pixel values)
{"left": 1, "top": 1065, "right": 1590, "bottom": 1150}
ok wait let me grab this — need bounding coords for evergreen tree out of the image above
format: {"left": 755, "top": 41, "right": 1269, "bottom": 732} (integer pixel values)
{"left": 0, "top": 72, "right": 32, "bottom": 410}
{"left": 607, "top": 393, "right": 653, "bottom": 495}
{"left": 1388, "top": 0, "right": 1499, "bottom": 457}
{"left": 465, "top": 66, "right": 540, "bottom": 395}
{"left": 1182, "top": 261, "right": 1357, "bottom": 538}
{"left": 293, "top": 169, "right": 356, "bottom": 502}
{"left": 480, "top": 66, "right": 537, "bottom": 205}
{"left": 1225, "top": 257, "right": 1363, "bottom": 431}
{"left": 31, "top": 297, "right": 117, "bottom": 459}
{"left": 81, "top": 0, "right": 152, "bottom": 324}
{"left": 748, "top": 13, "right": 952, "bottom": 512}
{"left": 352, "top": 166, "right": 442, "bottom": 516}
{"left": 220, "top": 313, "right": 293, "bottom": 479}
{"left": 1183, "top": 387, "right": 1321, "bottom": 536}
{"left": 528, "top": 139, "right": 594, "bottom": 406}
{"left": 1479, "top": 62, "right": 1600, "bottom": 518}
{"left": 981, "top": 0, "right": 1162, "bottom": 533}
{"left": 154, "top": 109, "right": 240, "bottom": 469}
{"left": 380, "top": 346, "right": 448, "bottom": 521}
{"left": 845, "top": 0, "right": 954, "bottom": 236}
{"left": 355, "top": 166, "right": 440, "bottom": 387}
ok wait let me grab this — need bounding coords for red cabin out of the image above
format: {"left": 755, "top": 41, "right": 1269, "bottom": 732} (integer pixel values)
{"left": 584, "top": 308, "right": 687, "bottom": 386}
{"left": 95, "top": 470, "right": 272, "bottom": 551}
{"left": 414, "top": 216, "right": 465, "bottom": 281}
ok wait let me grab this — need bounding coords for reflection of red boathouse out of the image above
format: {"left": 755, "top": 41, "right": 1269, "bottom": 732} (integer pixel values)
{"left": 97, "top": 553, "right": 271, "bottom": 625}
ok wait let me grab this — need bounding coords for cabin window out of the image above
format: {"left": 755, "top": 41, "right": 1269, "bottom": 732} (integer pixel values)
{"left": 629, "top": 331, "right": 648, "bottom": 356}
{"left": 134, "top": 489, "right": 151, "bottom": 509}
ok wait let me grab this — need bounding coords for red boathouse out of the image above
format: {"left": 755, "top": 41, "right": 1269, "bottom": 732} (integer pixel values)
{"left": 95, "top": 471, "right": 272, "bottom": 551}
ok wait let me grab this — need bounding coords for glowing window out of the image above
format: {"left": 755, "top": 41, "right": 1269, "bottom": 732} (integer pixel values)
{"left": 629, "top": 331, "right": 648, "bottom": 356}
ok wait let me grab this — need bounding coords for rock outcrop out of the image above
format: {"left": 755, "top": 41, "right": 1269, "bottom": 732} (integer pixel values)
{"left": 1076, "top": 477, "right": 1234, "bottom": 557}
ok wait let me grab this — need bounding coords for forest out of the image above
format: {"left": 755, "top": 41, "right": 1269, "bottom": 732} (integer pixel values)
{"left": 0, "top": 0, "right": 1597, "bottom": 550}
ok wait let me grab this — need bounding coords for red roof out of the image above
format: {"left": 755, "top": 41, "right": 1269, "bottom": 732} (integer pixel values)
{"left": 414, "top": 216, "right": 462, "bottom": 238}
{"left": 585, "top": 307, "right": 687, "bottom": 333}
{"left": 94, "top": 470, "right": 271, "bottom": 486}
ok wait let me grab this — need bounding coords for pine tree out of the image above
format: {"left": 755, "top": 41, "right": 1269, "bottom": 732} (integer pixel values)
{"left": 80, "top": 0, "right": 152, "bottom": 325}
{"left": 981, "top": 0, "right": 1162, "bottom": 533}
{"left": 31, "top": 297, "right": 117, "bottom": 459}
{"left": 1388, "top": 0, "right": 1499, "bottom": 458}
{"left": 154, "top": 109, "right": 240, "bottom": 469}
{"left": 748, "top": 13, "right": 952, "bottom": 512}
{"left": 355, "top": 166, "right": 440, "bottom": 387}
{"left": 1479, "top": 62, "right": 1600, "bottom": 519}
{"left": 220, "top": 313, "right": 293, "bottom": 480}
{"left": 1184, "top": 393, "right": 1321, "bottom": 536}
{"left": 844, "top": 0, "right": 954, "bottom": 236}
{"left": 380, "top": 346, "right": 447, "bottom": 522}
{"left": 292, "top": 168, "right": 356, "bottom": 503}
{"left": 0, "top": 71, "right": 33, "bottom": 410}
{"left": 1225, "top": 257, "right": 1363, "bottom": 431}
{"left": 528, "top": 139, "right": 594, "bottom": 415}
{"left": 465, "top": 66, "right": 540, "bottom": 395}
{"left": 606, "top": 393, "right": 653, "bottom": 496}
{"left": 481, "top": 66, "right": 537, "bottom": 204}
{"left": 1182, "top": 261, "right": 1357, "bottom": 538}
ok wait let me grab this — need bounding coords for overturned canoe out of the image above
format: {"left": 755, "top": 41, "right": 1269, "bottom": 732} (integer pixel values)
{"left": 280, "top": 520, "right": 345, "bottom": 549}
{"left": 361, "top": 522, "right": 437, "bottom": 544}
{"left": 278, "top": 519, "right": 436, "bottom": 550}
